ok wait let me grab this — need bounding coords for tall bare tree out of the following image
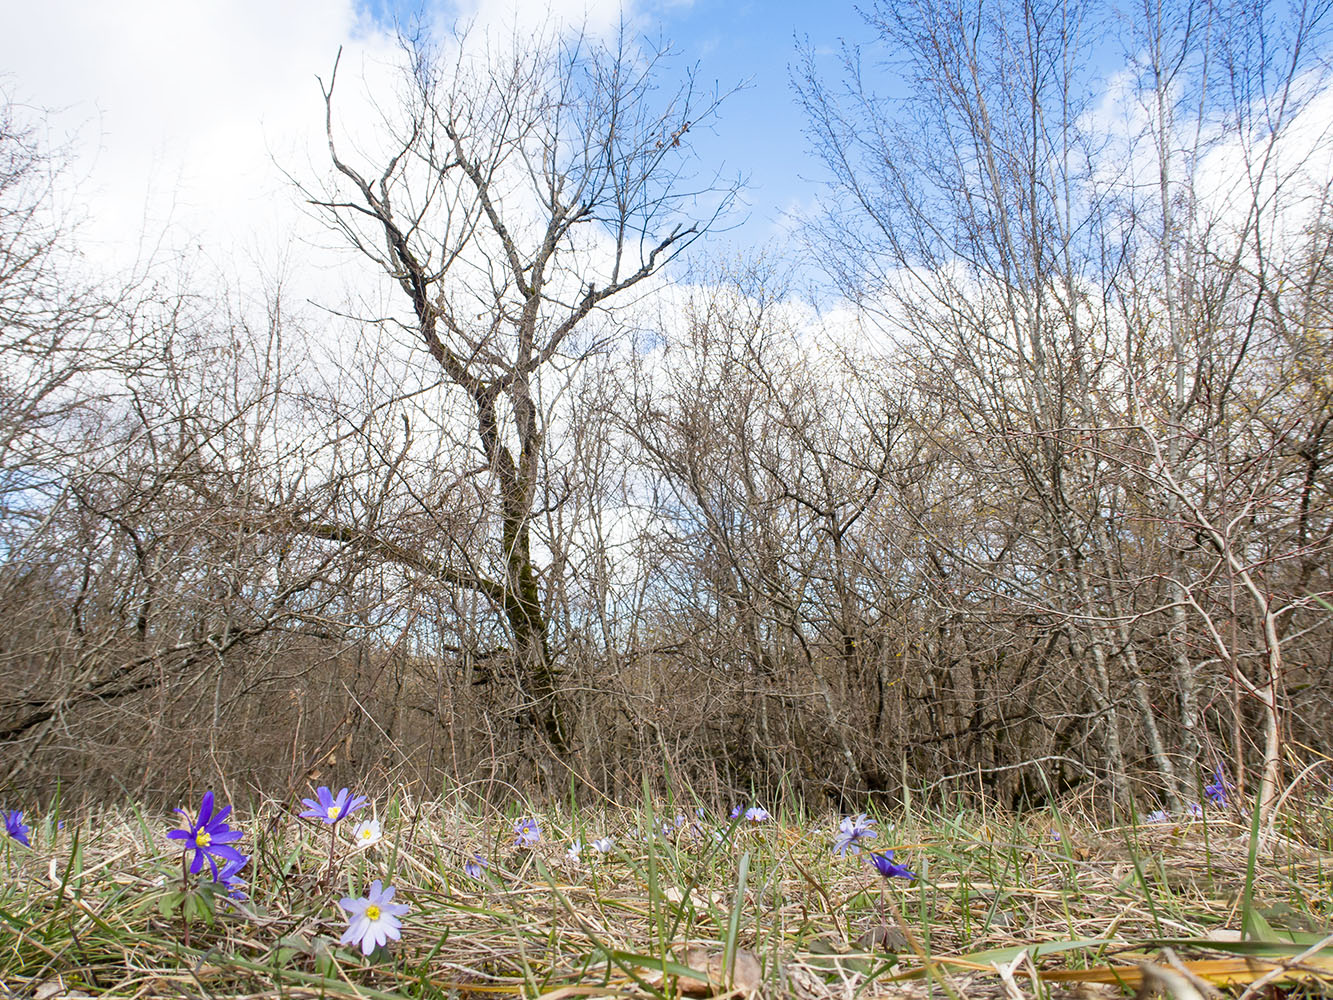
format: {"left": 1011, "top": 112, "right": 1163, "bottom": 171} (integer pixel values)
{"left": 304, "top": 25, "right": 734, "bottom": 759}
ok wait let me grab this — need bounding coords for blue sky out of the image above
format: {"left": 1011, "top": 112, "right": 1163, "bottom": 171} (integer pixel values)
{"left": 0, "top": 0, "right": 878, "bottom": 273}
{"left": 650, "top": 1, "right": 875, "bottom": 253}
{"left": 0, "top": 0, "right": 1132, "bottom": 287}
{"left": 367, "top": 0, "right": 879, "bottom": 255}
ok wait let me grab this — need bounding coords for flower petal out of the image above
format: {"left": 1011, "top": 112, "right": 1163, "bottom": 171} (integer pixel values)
{"left": 196, "top": 791, "right": 214, "bottom": 830}
{"left": 340, "top": 896, "right": 369, "bottom": 915}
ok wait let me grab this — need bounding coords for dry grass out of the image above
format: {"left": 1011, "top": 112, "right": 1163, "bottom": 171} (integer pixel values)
{"left": 2, "top": 789, "right": 1332, "bottom": 999}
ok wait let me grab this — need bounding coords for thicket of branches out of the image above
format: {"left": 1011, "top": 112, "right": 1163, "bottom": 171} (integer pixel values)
{"left": 1, "top": 2, "right": 1330, "bottom": 815}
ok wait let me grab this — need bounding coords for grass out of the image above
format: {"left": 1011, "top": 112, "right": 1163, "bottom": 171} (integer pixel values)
{"left": 2, "top": 786, "right": 1333, "bottom": 998}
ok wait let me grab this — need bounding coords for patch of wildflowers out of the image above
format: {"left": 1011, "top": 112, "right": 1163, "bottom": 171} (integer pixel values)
{"left": 463, "top": 854, "right": 488, "bottom": 879}
{"left": 299, "top": 786, "right": 367, "bottom": 825}
{"left": 166, "top": 791, "right": 245, "bottom": 880}
{"left": 351, "top": 818, "right": 382, "bottom": 850}
{"left": 339, "top": 879, "right": 408, "bottom": 956}
{"left": 514, "top": 817, "right": 541, "bottom": 847}
{"left": 4, "top": 810, "right": 30, "bottom": 846}
{"left": 833, "top": 813, "right": 877, "bottom": 855}
{"left": 867, "top": 850, "right": 917, "bottom": 880}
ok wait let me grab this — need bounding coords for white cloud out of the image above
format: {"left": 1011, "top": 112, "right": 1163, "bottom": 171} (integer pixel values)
{"left": 2, "top": 1, "right": 380, "bottom": 264}
{"left": 0, "top": 0, "right": 652, "bottom": 298}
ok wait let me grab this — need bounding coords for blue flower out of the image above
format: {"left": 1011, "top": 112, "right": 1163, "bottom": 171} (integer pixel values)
{"left": 215, "top": 854, "right": 249, "bottom": 900}
{"left": 729, "top": 805, "right": 743, "bottom": 820}
{"left": 867, "top": 850, "right": 917, "bottom": 880}
{"left": 463, "top": 854, "right": 488, "bottom": 878}
{"left": 339, "top": 879, "right": 408, "bottom": 956}
{"left": 299, "top": 786, "right": 368, "bottom": 825}
{"left": 514, "top": 818, "right": 540, "bottom": 847}
{"left": 166, "top": 791, "right": 246, "bottom": 881}
{"left": 744, "top": 806, "right": 771, "bottom": 823}
{"left": 833, "top": 813, "right": 878, "bottom": 855}
{"left": 1204, "top": 766, "right": 1231, "bottom": 808}
{"left": 4, "top": 810, "right": 30, "bottom": 847}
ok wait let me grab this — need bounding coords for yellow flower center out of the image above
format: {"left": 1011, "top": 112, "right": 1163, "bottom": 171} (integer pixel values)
{"left": 365, "top": 904, "right": 381, "bottom": 921}
{"left": 360, "top": 827, "right": 373, "bottom": 840}
{"left": 327, "top": 805, "right": 342, "bottom": 821}
{"left": 196, "top": 831, "right": 211, "bottom": 847}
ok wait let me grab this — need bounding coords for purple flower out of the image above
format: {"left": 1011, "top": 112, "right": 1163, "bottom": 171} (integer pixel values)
{"left": 867, "top": 850, "right": 917, "bottom": 881}
{"left": 215, "top": 854, "right": 249, "bottom": 900}
{"left": 833, "top": 814, "right": 878, "bottom": 855}
{"left": 4, "top": 810, "right": 30, "bottom": 847}
{"left": 1186, "top": 801, "right": 1204, "bottom": 819}
{"left": 463, "top": 854, "right": 488, "bottom": 878}
{"left": 1145, "top": 809, "right": 1170, "bottom": 824}
{"left": 514, "top": 818, "right": 540, "bottom": 847}
{"left": 299, "top": 786, "right": 368, "bottom": 825}
{"left": 339, "top": 879, "right": 408, "bottom": 956}
{"left": 1204, "top": 766, "right": 1231, "bottom": 808}
{"left": 729, "top": 805, "right": 743, "bottom": 820}
{"left": 744, "top": 806, "right": 770, "bottom": 823}
{"left": 166, "top": 791, "right": 246, "bottom": 881}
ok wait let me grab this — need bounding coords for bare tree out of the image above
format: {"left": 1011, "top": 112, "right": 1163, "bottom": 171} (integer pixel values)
{"left": 302, "top": 24, "right": 735, "bottom": 761}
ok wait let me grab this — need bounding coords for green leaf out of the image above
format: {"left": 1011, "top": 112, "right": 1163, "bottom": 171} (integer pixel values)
{"left": 1152, "top": 935, "right": 1333, "bottom": 955}
{"left": 1241, "top": 778, "right": 1275, "bottom": 943}
{"left": 158, "top": 891, "right": 183, "bottom": 919}
{"left": 723, "top": 850, "right": 750, "bottom": 982}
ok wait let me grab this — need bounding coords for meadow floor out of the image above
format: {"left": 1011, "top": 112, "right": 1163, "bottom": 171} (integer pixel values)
{"left": 2, "top": 790, "right": 1332, "bottom": 999}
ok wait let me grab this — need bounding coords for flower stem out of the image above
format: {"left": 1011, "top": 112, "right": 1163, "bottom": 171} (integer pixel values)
{"left": 180, "top": 849, "right": 191, "bottom": 950}
{"left": 327, "top": 823, "right": 338, "bottom": 883}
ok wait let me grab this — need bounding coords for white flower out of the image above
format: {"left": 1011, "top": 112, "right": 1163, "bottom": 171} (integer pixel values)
{"left": 591, "top": 836, "right": 614, "bottom": 854}
{"left": 339, "top": 880, "right": 409, "bottom": 956}
{"left": 351, "top": 818, "right": 382, "bottom": 850}
{"left": 565, "top": 841, "right": 583, "bottom": 862}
